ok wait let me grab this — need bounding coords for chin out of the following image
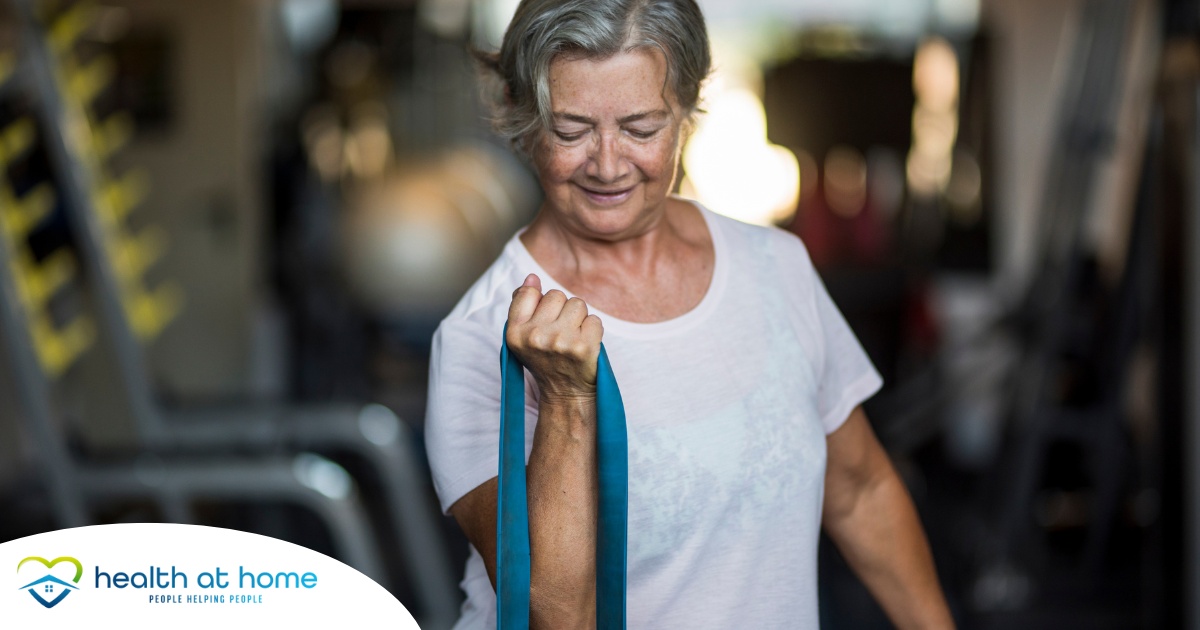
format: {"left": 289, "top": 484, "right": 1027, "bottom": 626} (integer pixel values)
{"left": 569, "top": 197, "right": 658, "bottom": 238}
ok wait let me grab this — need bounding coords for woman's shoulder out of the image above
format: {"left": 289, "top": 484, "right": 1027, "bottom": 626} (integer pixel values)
{"left": 685, "top": 199, "right": 815, "bottom": 270}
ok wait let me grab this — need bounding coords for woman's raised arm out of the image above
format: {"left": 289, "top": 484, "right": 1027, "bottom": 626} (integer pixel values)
{"left": 449, "top": 273, "right": 603, "bottom": 630}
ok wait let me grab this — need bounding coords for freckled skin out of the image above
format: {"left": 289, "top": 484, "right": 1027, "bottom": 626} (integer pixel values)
{"left": 519, "top": 48, "right": 715, "bottom": 323}
{"left": 531, "top": 48, "right": 684, "bottom": 241}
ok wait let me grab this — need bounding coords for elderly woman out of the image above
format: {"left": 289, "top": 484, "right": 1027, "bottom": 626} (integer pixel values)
{"left": 425, "top": 0, "right": 954, "bottom": 628}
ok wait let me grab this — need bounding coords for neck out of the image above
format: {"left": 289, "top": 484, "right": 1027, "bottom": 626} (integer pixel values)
{"left": 522, "top": 198, "right": 684, "bottom": 282}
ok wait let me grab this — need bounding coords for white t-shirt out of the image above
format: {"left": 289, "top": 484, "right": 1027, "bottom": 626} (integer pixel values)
{"left": 425, "top": 200, "right": 883, "bottom": 629}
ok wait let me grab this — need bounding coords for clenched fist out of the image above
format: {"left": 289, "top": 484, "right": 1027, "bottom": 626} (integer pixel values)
{"left": 506, "top": 273, "right": 603, "bottom": 405}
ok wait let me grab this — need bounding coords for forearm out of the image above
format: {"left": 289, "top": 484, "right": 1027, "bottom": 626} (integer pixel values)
{"left": 526, "top": 395, "right": 599, "bottom": 629}
{"left": 824, "top": 468, "right": 953, "bottom": 630}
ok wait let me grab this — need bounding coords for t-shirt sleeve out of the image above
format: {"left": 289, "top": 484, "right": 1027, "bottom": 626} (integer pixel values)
{"left": 424, "top": 315, "right": 508, "bottom": 514}
{"left": 778, "top": 231, "right": 883, "bottom": 434}
{"left": 812, "top": 270, "right": 884, "bottom": 434}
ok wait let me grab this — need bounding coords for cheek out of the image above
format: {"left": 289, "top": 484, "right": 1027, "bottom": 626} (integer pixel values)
{"left": 631, "top": 139, "right": 680, "bottom": 179}
{"left": 536, "top": 145, "right": 588, "bottom": 183}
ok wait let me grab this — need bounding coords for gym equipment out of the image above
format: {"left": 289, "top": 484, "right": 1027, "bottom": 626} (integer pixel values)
{"left": 0, "top": 1, "right": 460, "bottom": 623}
{"left": 339, "top": 144, "right": 539, "bottom": 319}
{"left": 0, "top": 123, "right": 387, "bottom": 583}
{"left": 0, "top": 0, "right": 388, "bottom": 583}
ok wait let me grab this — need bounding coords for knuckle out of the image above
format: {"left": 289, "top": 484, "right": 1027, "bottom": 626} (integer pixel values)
{"left": 545, "top": 289, "right": 566, "bottom": 301}
{"left": 550, "top": 335, "right": 573, "bottom": 354}
{"left": 508, "top": 332, "right": 530, "bottom": 353}
{"left": 527, "top": 329, "right": 550, "bottom": 349}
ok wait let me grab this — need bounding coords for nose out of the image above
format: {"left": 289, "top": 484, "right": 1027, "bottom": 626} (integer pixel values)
{"left": 587, "top": 132, "right": 628, "bottom": 183}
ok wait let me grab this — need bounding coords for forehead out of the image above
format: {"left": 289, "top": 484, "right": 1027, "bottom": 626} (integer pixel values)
{"left": 547, "top": 48, "right": 676, "bottom": 118}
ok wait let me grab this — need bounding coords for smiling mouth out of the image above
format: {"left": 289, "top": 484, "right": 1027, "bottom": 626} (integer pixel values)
{"left": 578, "top": 184, "right": 635, "bottom": 205}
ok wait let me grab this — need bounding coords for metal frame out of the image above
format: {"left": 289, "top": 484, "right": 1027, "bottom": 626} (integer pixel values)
{"left": 994, "top": 0, "right": 1133, "bottom": 566}
{"left": 1186, "top": 74, "right": 1200, "bottom": 630}
{"left": 4, "top": 0, "right": 459, "bottom": 623}
{"left": 0, "top": 174, "right": 387, "bottom": 584}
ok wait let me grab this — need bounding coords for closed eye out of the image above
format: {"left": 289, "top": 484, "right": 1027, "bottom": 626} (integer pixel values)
{"left": 627, "top": 127, "right": 663, "bottom": 140}
{"left": 554, "top": 130, "right": 587, "bottom": 142}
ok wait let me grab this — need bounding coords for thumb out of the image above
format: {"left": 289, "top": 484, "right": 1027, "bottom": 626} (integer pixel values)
{"left": 522, "top": 273, "right": 542, "bottom": 292}
{"left": 508, "top": 273, "right": 543, "bottom": 326}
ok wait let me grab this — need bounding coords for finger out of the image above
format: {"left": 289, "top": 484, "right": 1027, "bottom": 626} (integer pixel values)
{"left": 581, "top": 313, "right": 603, "bottom": 347}
{"left": 531, "top": 289, "right": 568, "bottom": 324}
{"left": 559, "top": 296, "right": 589, "bottom": 328}
{"left": 522, "top": 273, "right": 541, "bottom": 291}
{"left": 580, "top": 314, "right": 603, "bottom": 376}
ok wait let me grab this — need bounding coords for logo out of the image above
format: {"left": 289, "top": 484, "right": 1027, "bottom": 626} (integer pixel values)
{"left": 1, "top": 525, "right": 417, "bottom": 627}
{"left": 16, "top": 556, "right": 82, "bottom": 609}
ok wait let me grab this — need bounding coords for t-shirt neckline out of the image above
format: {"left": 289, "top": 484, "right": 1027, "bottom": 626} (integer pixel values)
{"left": 506, "top": 197, "right": 729, "bottom": 339}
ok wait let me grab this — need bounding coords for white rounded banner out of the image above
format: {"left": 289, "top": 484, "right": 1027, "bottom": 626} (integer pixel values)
{"left": 0, "top": 523, "right": 419, "bottom": 628}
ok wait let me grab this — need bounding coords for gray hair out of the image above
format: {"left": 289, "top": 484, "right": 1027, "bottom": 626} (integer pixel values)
{"left": 476, "top": 0, "right": 711, "bottom": 157}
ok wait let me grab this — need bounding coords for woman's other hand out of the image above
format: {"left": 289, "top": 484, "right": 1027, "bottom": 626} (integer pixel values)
{"left": 507, "top": 273, "right": 604, "bottom": 404}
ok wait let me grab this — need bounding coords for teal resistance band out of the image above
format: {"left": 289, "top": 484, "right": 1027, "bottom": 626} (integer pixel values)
{"left": 497, "top": 322, "right": 628, "bottom": 630}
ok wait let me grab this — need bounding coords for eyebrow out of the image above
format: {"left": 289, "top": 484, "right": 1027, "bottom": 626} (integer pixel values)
{"left": 553, "top": 109, "right": 671, "bottom": 125}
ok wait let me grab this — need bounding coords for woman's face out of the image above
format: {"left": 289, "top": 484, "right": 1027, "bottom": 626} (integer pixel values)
{"left": 531, "top": 48, "right": 684, "bottom": 240}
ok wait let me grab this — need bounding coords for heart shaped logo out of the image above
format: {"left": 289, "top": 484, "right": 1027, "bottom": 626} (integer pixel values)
{"left": 16, "top": 556, "right": 82, "bottom": 609}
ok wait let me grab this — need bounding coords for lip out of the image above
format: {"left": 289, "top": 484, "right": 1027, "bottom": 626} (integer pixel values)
{"left": 577, "top": 184, "right": 635, "bottom": 205}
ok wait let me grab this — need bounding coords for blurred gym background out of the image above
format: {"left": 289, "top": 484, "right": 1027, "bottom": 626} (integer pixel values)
{"left": 0, "top": 0, "right": 1196, "bottom": 627}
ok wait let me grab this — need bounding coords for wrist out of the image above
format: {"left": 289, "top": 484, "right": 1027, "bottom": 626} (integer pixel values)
{"left": 536, "top": 377, "right": 596, "bottom": 406}
{"left": 536, "top": 390, "right": 597, "bottom": 437}
{"left": 538, "top": 390, "right": 596, "bottom": 412}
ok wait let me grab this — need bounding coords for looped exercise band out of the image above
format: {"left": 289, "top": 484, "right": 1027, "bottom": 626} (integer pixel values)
{"left": 498, "top": 322, "right": 628, "bottom": 630}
